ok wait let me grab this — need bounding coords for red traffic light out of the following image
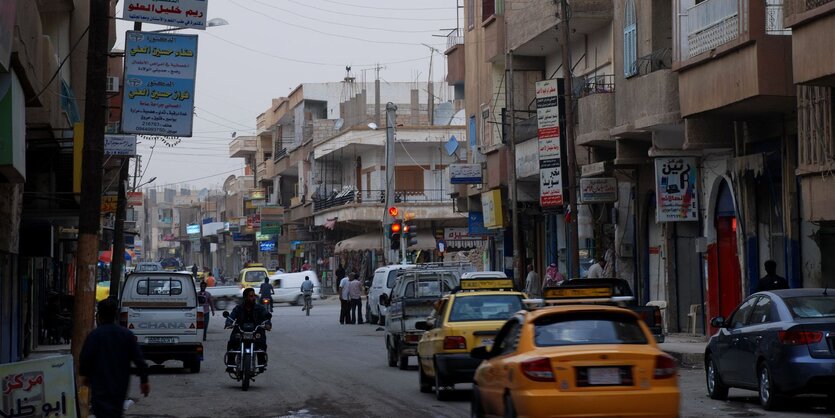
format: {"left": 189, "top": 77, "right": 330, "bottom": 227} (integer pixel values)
{"left": 388, "top": 206, "right": 399, "bottom": 218}
{"left": 390, "top": 222, "right": 402, "bottom": 233}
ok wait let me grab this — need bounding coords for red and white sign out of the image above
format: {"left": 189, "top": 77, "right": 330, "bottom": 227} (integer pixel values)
{"left": 127, "top": 191, "right": 143, "bottom": 207}
{"left": 536, "top": 79, "right": 563, "bottom": 208}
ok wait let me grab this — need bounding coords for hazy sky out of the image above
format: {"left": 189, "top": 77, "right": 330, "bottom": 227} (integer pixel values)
{"left": 114, "top": 0, "right": 460, "bottom": 191}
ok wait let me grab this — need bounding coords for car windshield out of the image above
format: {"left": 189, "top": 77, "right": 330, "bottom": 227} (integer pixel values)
{"left": 386, "top": 270, "right": 400, "bottom": 288}
{"left": 784, "top": 296, "right": 835, "bottom": 318}
{"left": 448, "top": 295, "right": 522, "bottom": 322}
{"left": 245, "top": 270, "right": 268, "bottom": 283}
{"left": 534, "top": 312, "right": 648, "bottom": 346}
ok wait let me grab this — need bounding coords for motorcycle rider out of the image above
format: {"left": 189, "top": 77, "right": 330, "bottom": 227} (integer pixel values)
{"left": 259, "top": 276, "right": 274, "bottom": 312}
{"left": 225, "top": 288, "right": 272, "bottom": 373}
{"left": 300, "top": 275, "right": 315, "bottom": 311}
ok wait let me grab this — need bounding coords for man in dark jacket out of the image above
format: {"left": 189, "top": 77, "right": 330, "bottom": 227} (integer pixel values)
{"left": 80, "top": 297, "right": 149, "bottom": 418}
{"left": 758, "top": 260, "right": 789, "bottom": 292}
{"left": 225, "top": 288, "right": 272, "bottom": 372}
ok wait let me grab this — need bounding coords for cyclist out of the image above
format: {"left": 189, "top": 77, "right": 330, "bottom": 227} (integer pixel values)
{"left": 300, "top": 275, "right": 315, "bottom": 312}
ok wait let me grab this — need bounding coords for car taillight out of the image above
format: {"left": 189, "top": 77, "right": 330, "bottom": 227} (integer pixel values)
{"left": 653, "top": 355, "right": 677, "bottom": 379}
{"left": 521, "top": 357, "right": 554, "bottom": 382}
{"left": 119, "top": 312, "right": 128, "bottom": 328}
{"left": 654, "top": 309, "right": 663, "bottom": 328}
{"left": 196, "top": 311, "right": 204, "bottom": 329}
{"left": 778, "top": 330, "right": 823, "bottom": 345}
{"left": 443, "top": 336, "right": 467, "bottom": 350}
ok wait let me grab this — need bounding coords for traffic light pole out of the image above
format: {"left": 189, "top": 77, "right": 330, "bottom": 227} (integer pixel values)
{"left": 400, "top": 213, "right": 407, "bottom": 264}
{"left": 383, "top": 103, "right": 397, "bottom": 264}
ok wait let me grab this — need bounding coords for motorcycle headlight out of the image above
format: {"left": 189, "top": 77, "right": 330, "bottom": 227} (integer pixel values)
{"left": 255, "top": 333, "right": 262, "bottom": 339}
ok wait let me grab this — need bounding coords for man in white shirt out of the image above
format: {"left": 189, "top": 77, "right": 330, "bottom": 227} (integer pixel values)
{"left": 586, "top": 257, "right": 607, "bottom": 279}
{"left": 524, "top": 264, "right": 541, "bottom": 298}
{"left": 338, "top": 273, "right": 351, "bottom": 324}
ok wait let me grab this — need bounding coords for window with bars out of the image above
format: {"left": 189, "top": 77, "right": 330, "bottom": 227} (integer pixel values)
{"left": 624, "top": 0, "right": 638, "bottom": 78}
{"left": 482, "top": 0, "right": 495, "bottom": 22}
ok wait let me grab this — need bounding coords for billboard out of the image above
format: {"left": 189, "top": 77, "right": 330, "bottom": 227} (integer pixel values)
{"left": 449, "top": 164, "right": 482, "bottom": 184}
{"left": 122, "top": 31, "right": 197, "bottom": 136}
{"left": 536, "top": 79, "right": 563, "bottom": 208}
{"left": 655, "top": 157, "right": 699, "bottom": 222}
{"left": 123, "top": 0, "right": 208, "bottom": 30}
{"left": 579, "top": 177, "right": 618, "bottom": 204}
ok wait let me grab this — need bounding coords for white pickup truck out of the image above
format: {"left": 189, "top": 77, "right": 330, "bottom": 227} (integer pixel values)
{"left": 119, "top": 272, "right": 204, "bottom": 373}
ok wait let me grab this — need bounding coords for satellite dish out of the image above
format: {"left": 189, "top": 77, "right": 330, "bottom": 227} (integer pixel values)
{"left": 445, "top": 135, "right": 459, "bottom": 156}
{"left": 367, "top": 122, "right": 378, "bottom": 130}
{"left": 334, "top": 118, "right": 344, "bottom": 130}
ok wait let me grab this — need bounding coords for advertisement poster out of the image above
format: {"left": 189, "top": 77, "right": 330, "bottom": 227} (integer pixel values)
{"left": 655, "top": 157, "right": 699, "bottom": 222}
{"left": 536, "top": 80, "right": 563, "bottom": 207}
{"left": 104, "top": 135, "right": 138, "bottom": 156}
{"left": 0, "top": 355, "right": 78, "bottom": 418}
{"left": 579, "top": 177, "right": 618, "bottom": 203}
{"left": 123, "top": 0, "right": 208, "bottom": 30}
{"left": 122, "top": 31, "right": 197, "bottom": 136}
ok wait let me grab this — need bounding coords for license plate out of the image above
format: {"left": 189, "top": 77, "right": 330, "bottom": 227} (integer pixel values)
{"left": 479, "top": 337, "right": 494, "bottom": 347}
{"left": 588, "top": 367, "right": 621, "bottom": 385}
{"left": 147, "top": 337, "right": 178, "bottom": 344}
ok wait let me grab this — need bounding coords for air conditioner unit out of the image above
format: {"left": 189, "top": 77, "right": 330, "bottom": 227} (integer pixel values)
{"left": 106, "top": 76, "right": 120, "bottom": 94}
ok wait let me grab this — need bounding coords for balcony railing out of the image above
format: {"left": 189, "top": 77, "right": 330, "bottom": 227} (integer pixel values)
{"left": 765, "top": 0, "right": 791, "bottom": 34}
{"left": 446, "top": 28, "right": 464, "bottom": 50}
{"left": 274, "top": 147, "right": 288, "bottom": 161}
{"left": 637, "top": 48, "right": 673, "bottom": 76}
{"left": 680, "top": 0, "right": 743, "bottom": 59}
{"left": 313, "top": 188, "right": 451, "bottom": 212}
{"left": 577, "top": 74, "right": 615, "bottom": 98}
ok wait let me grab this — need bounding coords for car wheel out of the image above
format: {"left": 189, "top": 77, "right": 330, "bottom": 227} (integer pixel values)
{"left": 758, "top": 362, "right": 782, "bottom": 410}
{"left": 706, "top": 357, "right": 728, "bottom": 400}
{"left": 434, "top": 360, "right": 450, "bottom": 401}
{"left": 418, "top": 361, "right": 432, "bottom": 393}
{"left": 187, "top": 356, "right": 201, "bottom": 373}
{"left": 503, "top": 392, "right": 517, "bottom": 418}
{"left": 387, "top": 341, "right": 397, "bottom": 367}
{"left": 398, "top": 354, "right": 409, "bottom": 370}
{"left": 471, "top": 385, "right": 485, "bottom": 418}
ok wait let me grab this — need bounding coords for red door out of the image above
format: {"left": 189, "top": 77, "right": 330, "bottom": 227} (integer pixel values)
{"left": 707, "top": 216, "right": 742, "bottom": 334}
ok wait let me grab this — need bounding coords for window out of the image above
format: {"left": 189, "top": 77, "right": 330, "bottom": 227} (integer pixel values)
{"left": 467, "top": 0, "right": 475, "bottom": 30}
{"left": 136, "top": 278, "right": 183, "bottom": 296}
{"left": 244, "top": 270, "right": 268, "bottom": 283}
{"left": 749, "top": 297, "right": 774, "bottom": 324}
{"left": 534, "top": 312, "right": 648, "bottom": 346}
{"left": 727, "top": 297, "right": 758, "bottom": 328}
{"left": 784, "top": 296, "right": 835, "bottom": 319}
{"left": 482, "top": 0, "right": 495, "bottom": 22}
{"left": 395, "top": 166, "right": 425, "bottom": 194}
{"left": 623, "top": 0, "right": 637, "bottom": 77}
{"left": 449, "top": 295, "right": 523, "bottom": 322}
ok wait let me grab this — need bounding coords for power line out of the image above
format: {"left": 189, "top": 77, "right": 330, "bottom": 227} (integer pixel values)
{"left": 318, "top": 0, "right": 456, "bottom": 11}
{"left": 287, "top": 0, "right": 456, "bottom": 21}
{"left": 230, "top": 0, "right": 448, "bottom": 47}
{"left": 147, "top": 166, "right": 246, "bottom": 189}
{"left": 195, "top": 106, "right": 254, "bottom": 130}
{"left": 26, "top": 25, "right": 90, "bottom": 105}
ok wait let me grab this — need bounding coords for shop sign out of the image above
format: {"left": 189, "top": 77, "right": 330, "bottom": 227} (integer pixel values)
{"left": 255, "top": 232, "right": 271, "bottom": 242}
{"left": 481, "top": 189, "right": 503, "bottom": 229}
{"left": 261, "top": 220, "right": 281, "bottom": 235}
{"left": 127, "top": 191, "right": 143, "bottom": 206}
{"left": 581, "top": 161, "right": 608, "bottom": 177}
{"left": 186, "top": 223, "right": 200, "bottom": 235}
{"left": 468, "top": 212, "right": 490, "bottom": 236}
{"left": 122, "top": 31, "right": 197, "bottom": 136}
{"left": 101, "top": 195, "right": 118, "bottom": 213}
{"left": 259, "top": 241, "right": 276, "bottom": 252}
{"left": 0, "top": 355, "right": 78, "bottom": 417}
{"left": 579, "top": 177, "right": 618, "bottom": 203}
{"left": 232, "top": 232, "right": 254, "bottom": 242}
{"left": 104, "top": 134, "right": 137, "bottom": 156}
{"left": 449, "top": 163, "right": 482, "bottom": 184}
{"left": 535, "top": 79, "right": 563, "bottom": 208}
{"left": 654, "top": 157, "right": 699, "bottom": 222}
{"left": 123, "top": 0, "right": 208, "bottom": 30}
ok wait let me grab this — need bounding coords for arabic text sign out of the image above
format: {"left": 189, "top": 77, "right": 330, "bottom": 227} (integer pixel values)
{"left": 579, "top": 177, "right": 618, "bottom": 203}
{"left": 536, "top": 79, "right": 563, "bottom": 208}
{"left": 123, "top": 0, "right": 208, "bottom": 30}
{"left": 104, "top": 134, "right": 138, "bottom": 156}
{"left": 127, "top": 191, "right": 143, "bottom": 207}
{"left": 655, "top": 157, "right": 699, "bottom": 222}
{"left": 449, "top": 163, "right": 482, "bottom": 184}
{"left": 122, "top": 31, "right": 197, "bottom": 137}
{"left": 0, "top": 355, "right": 78, "bottom": 418}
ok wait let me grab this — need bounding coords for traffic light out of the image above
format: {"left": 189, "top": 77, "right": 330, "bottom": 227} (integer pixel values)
{"left": 388, "top": 206, "right": 399, "bottom": 218}
{"left": 390, "top": 222, "right": 402, "bottom": 250}
{"left": 404, "top": 224, "right": 418, "bottom": 248}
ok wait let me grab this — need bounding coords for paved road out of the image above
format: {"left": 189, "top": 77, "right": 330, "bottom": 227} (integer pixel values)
{"left": 124, "top": 299, "right": 834, "bottom": 417}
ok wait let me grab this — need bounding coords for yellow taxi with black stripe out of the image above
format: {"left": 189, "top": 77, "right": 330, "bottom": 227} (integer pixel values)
{"left": 415, "top": 273, "right": 526, "bottom": 400}
{"left": 470, "top": 284, "right": 680, "bottom": 418}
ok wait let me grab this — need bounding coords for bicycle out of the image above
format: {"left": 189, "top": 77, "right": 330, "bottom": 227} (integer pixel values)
{"left": 302, "top": 292, "right": 312, "bottom": 316}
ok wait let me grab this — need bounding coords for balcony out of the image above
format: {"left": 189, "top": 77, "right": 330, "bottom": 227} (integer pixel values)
{"left": 229, "top": 136, "right": 257, "bottom": 158}
{"left": 507, "top": 0, "right": 612, "bottom": 55}
{"left": 256, "top": 161, "right": 268, "bottom": 181}
{"left": 785, "top": 0, "right": 835, "bottom": 85}
{"left": 613, "top": 55, "right": 681, "bottom": 138}
{"left": 445, "top": 29, "right": 465, "bottom": 86}
{"left": 674, "top": 0, "right": 794, "bottom": 117}
{"left": 312, "top": 188, "right": 456, "bottom": 224}
{"left": 483, "top": 13, "right": 506, "bottom": 63}
{"left": 577, "top": 75, "right": 616, "bottom": 147}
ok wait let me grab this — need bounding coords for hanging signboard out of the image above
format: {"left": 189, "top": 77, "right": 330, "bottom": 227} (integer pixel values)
{"left": 261, "top": 220, "right": 281, "bottom": 235}
{"left": 449, "top": 163, "right": 483, "bottom": 184}
{"left": 536, "top": 79, "right": 563, "bottom": 208}
{"left": 127, "top": 191, "right": 143, "bottom": 206}
{"left": 123, "top": 0, "right": 208, "bottom": 30}
{"left": 122, "top": 31, "right": 197, "bottom": 136}
{"left": 0, "top": 355, "right": 79, "bottom": 418}
{"left": 481, "top": 189, "right": 503, "bottom": 229}
{"left": 104, "top": 134, "right": 138, "bottom": 156}
{"left": 101, "top": 195, "right": 118, "bottom": 213}
{"left": 654, "top": 157, "right": 699, "bottom": 222}
{"left": 579, "top": 177, "right": 618, "bottom": 203}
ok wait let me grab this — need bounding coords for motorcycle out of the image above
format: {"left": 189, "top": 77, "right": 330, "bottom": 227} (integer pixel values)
{"left": 260, "top": 296, "right": 273, "bottom": 312}
{"left": 222, "top": 311, "right": 269, "bottom": 391}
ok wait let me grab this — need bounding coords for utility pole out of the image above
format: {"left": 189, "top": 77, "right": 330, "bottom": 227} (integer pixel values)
{"left": 383, "top": 102, "right": 397, "bottom": 264}
{"left": 560, "top": 0, "right": 580, "bottom": 278}
{"left": 507, "top": 50, "right": 522, "bottom": 288}
{"left": 72, "top": 0, "right": 108, "bottom": 405}
{"left": 109, "top": 159, "right": 129, "bottom": 296}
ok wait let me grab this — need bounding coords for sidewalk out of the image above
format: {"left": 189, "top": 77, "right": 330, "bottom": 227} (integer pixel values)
{"left": 659, "top": 333, "right": 707, "bottom": 368}
{"left": 26, "top": 343, "right": 71, "bottom": 361}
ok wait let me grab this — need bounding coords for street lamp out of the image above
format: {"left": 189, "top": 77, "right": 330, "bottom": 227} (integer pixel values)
{"left": 133, "top": 176, "right": 156, "bottom": 191}
{"left": 150, "top": 17, "right": 229, "bottom": 33}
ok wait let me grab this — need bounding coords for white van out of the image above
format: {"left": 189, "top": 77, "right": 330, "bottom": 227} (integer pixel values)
{"left": 269, "top": 270, "right": 322, "bottom": 306}
{"left": 119, "top": 272, "right": 203, "bottom": 373}
{"left": 367, "top": 264, "right": 416, "bottom": 325}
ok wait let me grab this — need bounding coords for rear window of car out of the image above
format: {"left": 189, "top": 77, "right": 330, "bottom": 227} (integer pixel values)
{"left": 449, "top": 295, "right": 522, "bottom": 322}
{"left": 534, "top": 312, "right": 648, "bottom": 347}
{"left": 784, "top": 296, "right": 835, "bottom": 318}
{"left": 136, "top": 278, "right": 183, "bottom": 296}
{"left": 245, "top": 270, "right": 268, "bottom": 283}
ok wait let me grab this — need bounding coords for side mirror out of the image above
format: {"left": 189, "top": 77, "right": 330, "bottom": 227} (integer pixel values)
{"left": 415, "top": 320, "right": 431, "bottom": 331}
{"left": 222, "top": 311, "right": 230, "bottom": 318}
{"left": 379, "top": 294, "right": 390, "bottom": 307}
{"left": 471, "top": 346, "right": 491, "bottom": 360}
{"left": 710, "top": 316, "right": 726, "bottom": 329}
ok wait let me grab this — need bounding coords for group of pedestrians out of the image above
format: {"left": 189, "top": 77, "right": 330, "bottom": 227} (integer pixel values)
{"left": 337, "top": 266, "right": 364, "bottom": 324}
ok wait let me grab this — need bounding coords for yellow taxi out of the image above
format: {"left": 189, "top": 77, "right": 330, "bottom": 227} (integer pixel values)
{"left": 416, "top": 274, "right": 526, "bottom": 400}
{"left": 237, "top": 263, "right": 270, "bottom": 289}
{"left": 470, "top": 285, "right": 680, "bottom": 418}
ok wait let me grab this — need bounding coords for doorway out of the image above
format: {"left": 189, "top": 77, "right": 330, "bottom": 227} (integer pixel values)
{"left": 707, "top": 181, "right": 742, "bottom": 334}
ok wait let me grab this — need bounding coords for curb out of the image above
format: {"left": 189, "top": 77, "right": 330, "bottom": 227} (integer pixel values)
{"left": 665, "top": 350, "right": 703, "bottom": 369}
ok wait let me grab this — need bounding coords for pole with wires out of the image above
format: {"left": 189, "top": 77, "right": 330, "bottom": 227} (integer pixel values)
{"left": 559, "top": 0, "right": 580, "bottom": 278}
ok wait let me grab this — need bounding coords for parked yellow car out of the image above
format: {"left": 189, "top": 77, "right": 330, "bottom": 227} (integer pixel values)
{"left": 416, "top": 275, "right": 525, "bottom": 400}
{"left": 469, "top": 286, "right": 680, "bottom": 418}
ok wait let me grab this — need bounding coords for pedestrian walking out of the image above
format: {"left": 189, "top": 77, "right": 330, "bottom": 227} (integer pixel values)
{"left": 524, "top": 264, "right": 542, "bottom": 298}
{"left": 757, "top": 259, "right": 789, "bottom": 292}
{"left": 587, "top": 256, "right": 606, "bottom": 279}
{"left": 80, "top": 297, "right": 150, "bottom": 418}
{"left": 197, "top": 281, "right": 215, "bottom": 341}
{"left": 191, "top": 263, "right": 198, "bottom": 281}
{"left": 544, "top": 263, "right": 565, "bottom": 288}
{"left": 349, "top": 273, "right": 364, "bottom": 324}
{"left": 338, "top": 273, "right": 351, "bottom": 324}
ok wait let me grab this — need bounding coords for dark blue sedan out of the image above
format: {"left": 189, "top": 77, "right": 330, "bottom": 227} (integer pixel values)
{"left": 705, "top": 289, "right": 835, "bottom": 410}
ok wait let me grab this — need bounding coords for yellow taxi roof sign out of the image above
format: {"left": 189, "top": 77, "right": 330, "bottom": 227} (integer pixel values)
{"left": 543, "top": 285, "right": 613, "bottom": 299}
{"left": 460, "top": 278, "right": 515, "bottom": 291}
